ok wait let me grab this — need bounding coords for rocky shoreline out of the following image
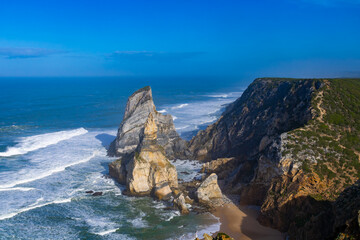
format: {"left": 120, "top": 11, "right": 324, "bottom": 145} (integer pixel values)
{"left": 107, "top": 86, "right": 227, "bottom": 217}
{"left": 107, "top": 79, "right": 360, "bottom": 240}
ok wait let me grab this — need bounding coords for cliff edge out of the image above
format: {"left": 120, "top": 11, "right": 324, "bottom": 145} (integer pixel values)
{"left": 190, "top": 78, "right": 360, "bottom": 239}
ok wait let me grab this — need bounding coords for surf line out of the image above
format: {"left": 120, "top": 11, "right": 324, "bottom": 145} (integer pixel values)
{"left": 0, "top": 128, "right": 88, "bottom": 157}
{"left": 0, "top": 150, "right": 99, "bottom": 189}
{"left": 0, "top": 198, "right": 72, "bottom": 221}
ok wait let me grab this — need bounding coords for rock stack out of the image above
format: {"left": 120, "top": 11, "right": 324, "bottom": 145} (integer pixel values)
{"left": 108, "top": 86, "right": 189, "bottom": 213}
{"left": 108, "top": 86, "right": 189, "bottom": 159}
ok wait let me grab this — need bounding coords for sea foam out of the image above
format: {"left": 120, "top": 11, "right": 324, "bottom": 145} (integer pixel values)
{"left": 171, "top": 103, "right": 189, "bottom": 110}
{"left": 159, "top": 91, "right": 243, "bottom": 138}
{"left": 0, "top": 198, "right": 71, "bottom": 220}
{"left": 0, "top": 187, "right": 36, "bottom": 192}
{"left": 0, "top": 150, "right": 99, "bottom": 189}
{"left": 0, "top": 128, "right": 88, "bottom": 157}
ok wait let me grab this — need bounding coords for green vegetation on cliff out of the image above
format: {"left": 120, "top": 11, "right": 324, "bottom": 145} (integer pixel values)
{"left": 280, "top": 78, "right": 360, "bottom": 199}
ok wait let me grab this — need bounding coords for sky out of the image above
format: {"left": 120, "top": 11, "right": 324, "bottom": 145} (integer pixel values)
{"left": 0, "top": 0, "right": 360, "bottom": 79}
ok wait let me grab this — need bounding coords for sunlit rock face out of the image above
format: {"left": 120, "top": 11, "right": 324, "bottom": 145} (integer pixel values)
{"left": 110, "top": 112, "right": 178, "bottom": 200}
{"left": 108, "top": 87, "right": 189, "bottom": 213}
{"left": 196, "top": 173, "right": 223, "bottom": 205}
{"left": 108, "top": 86, "right": 189, "bottom": 160}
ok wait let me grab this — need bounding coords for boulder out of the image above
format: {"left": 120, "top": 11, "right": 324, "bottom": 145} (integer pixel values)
{"left": 196, "top": 173, "right": 223, "bottom": 204}
{"left": 173, "top": 193, "right": 189, "bottom": 214}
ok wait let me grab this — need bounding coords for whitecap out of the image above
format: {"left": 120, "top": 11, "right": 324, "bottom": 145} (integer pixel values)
{"left": 0, "top": 187, "right": 36, "bottom": 192}
{"left": 170, "top": 159, "right": 203, "bottom": 182}
{"left": 175, "top": 125, "right": 190, "bottom": 130}
{"left": 165, "top": 211, "right": 180, "bottom": 221}
{"left": 158, "top": 91, "right": 243, "bottom": 138}
{"left": 0, "top": 198, "right": 71, "bottom": 221}
{"left": 130, "top": 217, "right": 148, "bottom": 228}
{"left": 172, "top": 116, "right": 178, "bottom": 121}
{"left": 157, "top": 109, "right": 167, "bottom": 113}
{"left": 0, "top": 128, "right": 88, "bottom": 157}
{"left": 96, "top": 228, "right": 118, "bottom": 236}
{"left": 204, "top": 94, "right": 229, "bottom": 98}
{"left": 176, "top": 213, "right": 220, "bottom": 240}
{"left": 0, "top": 150, "right": 99, "bottom": 189}
{"left": 171, "top": 103, "right": 188, "bottom": 110}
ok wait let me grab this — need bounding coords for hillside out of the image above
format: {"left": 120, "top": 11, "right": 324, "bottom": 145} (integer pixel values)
{"left": 189, "top": 78, "right": 360, "bottom": 239}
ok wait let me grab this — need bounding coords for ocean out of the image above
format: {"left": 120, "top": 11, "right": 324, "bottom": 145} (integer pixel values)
{"left": 0, "top": 77, "right": 245, "bottom": 240}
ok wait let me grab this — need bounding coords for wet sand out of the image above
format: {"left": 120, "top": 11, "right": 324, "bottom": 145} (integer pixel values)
{"left": 212, "top": 203, "right": 283, "bottom": 240}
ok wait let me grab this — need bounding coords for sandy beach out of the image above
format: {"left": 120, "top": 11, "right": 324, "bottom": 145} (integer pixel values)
{"left": 212, "top": 203, "right": 283, "bottom": 240}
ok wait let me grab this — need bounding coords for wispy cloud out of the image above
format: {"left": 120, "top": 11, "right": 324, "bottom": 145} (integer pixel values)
{"left": 109, "top": 51, "right": 205, "bottom": 62}
{"left": 298, "top": 0, "right": 360, "bottom": 6}
{"left": 0, "top": 47, "right": 65, "bottom": 59}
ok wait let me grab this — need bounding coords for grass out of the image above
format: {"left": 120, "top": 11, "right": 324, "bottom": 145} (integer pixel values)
{"left": 280, "top": 78, "right": 360, "bottom": 198}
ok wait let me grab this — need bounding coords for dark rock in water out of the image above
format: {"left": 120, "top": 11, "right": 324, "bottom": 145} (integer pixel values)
{"left": 107, "top": 86, "right": 190, "bottom": 160}
{"left": 85, "top": 190, "right": 94, "bottom": 194}
{"left": 92, "top": 192, "right": 103, "bottom": 196}
{"left": 173, "top": 193, "right": 189, "bottom": 215}
{"left": 180, "top": 171, "right": 190, "bottom": 175}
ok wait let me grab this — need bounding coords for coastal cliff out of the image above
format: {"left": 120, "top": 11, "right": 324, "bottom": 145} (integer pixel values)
{"left": 189, "top": 78, "right": 360, "bottom": 239}
{"left": 107, "top": 79, "right": 359, "bottom": 239}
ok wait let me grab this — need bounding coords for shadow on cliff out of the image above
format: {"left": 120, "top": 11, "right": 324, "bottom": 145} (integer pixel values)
{"left": 95, "top": 133, "right": 116, "bottom": 149}
{"left": 257, "top": 180, "right": 360, "bottom": 240}
{"left": 237, "top": 205, "right": 286, "bottom": 240}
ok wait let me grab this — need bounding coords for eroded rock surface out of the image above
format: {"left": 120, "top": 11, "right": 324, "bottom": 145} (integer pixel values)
{"left": 110, "top": 113, "right": 178, "bottom": 200}
{"left": 189, "top": 78, "right": 360, "bottom": 239}
{"left": 108, "top": 87, "right": 191, "bottom": 214}
{"left": 196, "top": 173, "right": 223, "bottom": 205}
{"left": 108, "top": 86, "right": 189, "bottom": 159}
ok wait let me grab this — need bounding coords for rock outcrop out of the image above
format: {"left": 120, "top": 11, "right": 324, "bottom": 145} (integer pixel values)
{"left": 189, "top": 78, "right": 318, "bottom": 204}
{"left": 189, "top": 78, "right": 360, "bottom": 239}
{"left": 108, "top": 87, "right": 190, "bottom": 214}
{"left": 108, "top": 86, "right": 189, "bottom": 159}
{"left": 173, "top": 193, "right": 189, "bottom": 214}
{"left": 200, "top": 158, "right": 236, "bottom": 179}
{"left": 109, "top": 112, "right": 178, "bottom": 200}
{"left": 196, "top": 173, "right": 223, "bottom": 205}
{"left": 195, "top": 233, "right": 234, "bottom": 240}
{"left": 189, "top": 79, "right": 316, "bottom": 161}
{"left": 259, "top": 180, "right": 360, "bottom": 240}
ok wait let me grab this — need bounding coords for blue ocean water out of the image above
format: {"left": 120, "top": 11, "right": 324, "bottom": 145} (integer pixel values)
{"left": 0, "top": 77, "right": 245, "bottom": 239}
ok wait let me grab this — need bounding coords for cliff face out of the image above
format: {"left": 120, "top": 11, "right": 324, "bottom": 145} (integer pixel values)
{"left": 189, "top": 78, "right": 318, "bottom": 203}
{"left": 189, "top": 79, "right": 316, "bottom": 160}
{"left": 189, "top": 78, "right": 360, "bottom": 239}
{"left": 108, "top": 87, "right": 191, "bottom": 213}
{"left": 110, "top": 112, "right": 178, "bottom": 199}
{"left": 258, "top": 79, "right": 360, "bottom": 239}
{"left": 108, "top": 86, "right": 189, "bottom": 159}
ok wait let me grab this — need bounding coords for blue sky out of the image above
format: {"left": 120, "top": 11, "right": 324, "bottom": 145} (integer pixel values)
{"left": 0, "top": 0, "right": 359, "bottom": 79}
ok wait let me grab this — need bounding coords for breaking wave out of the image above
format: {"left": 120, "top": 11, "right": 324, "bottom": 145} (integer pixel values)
{"left": 0, "top": 128, "right": 88, "bottom": 157}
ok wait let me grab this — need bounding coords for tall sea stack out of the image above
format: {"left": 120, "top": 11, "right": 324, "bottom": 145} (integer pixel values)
{"left": 108, "top": 86, "right": 189, "bottom": 159}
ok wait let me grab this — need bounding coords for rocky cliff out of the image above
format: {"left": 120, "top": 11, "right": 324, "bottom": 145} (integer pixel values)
{"left": 109, "top": 112, "right": 190, "bottom": 213}
{"left": 108, "top": 87, "right": 192, "bottom": 213}
{"left": 108, "top": 86, "right": 189, "bottom": 159}
{"left": 189, "top": 78, "right": 317, "bottom": 203}
{"left": 189, "top": 78, "right": 360, "bottom": 239}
